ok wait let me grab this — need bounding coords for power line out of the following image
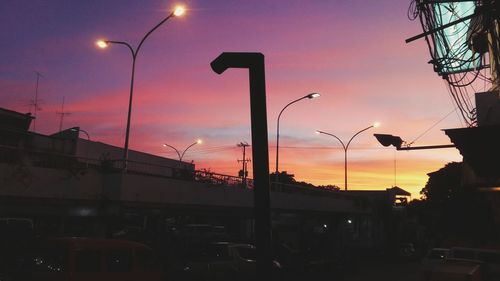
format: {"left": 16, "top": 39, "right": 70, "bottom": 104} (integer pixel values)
{"left": 279, "top": 146, "right": 391, "bottom": 150}
{"left": 409, "top": 83, "right": 479, "bottom": 145}
{"left": 156, "top": 145, "right": 239, "bottom": 157}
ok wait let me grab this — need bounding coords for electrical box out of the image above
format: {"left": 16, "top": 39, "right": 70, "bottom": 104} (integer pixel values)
{"left": 475, "top": 90, "right": 500, "bottom": 126}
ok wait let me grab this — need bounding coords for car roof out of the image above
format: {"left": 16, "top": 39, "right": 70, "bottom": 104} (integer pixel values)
{"left": 210, "top": 242, "right": 254, "bottom": 247}
{"left": 430, "top": 248, "right": 450, "bottom": 252}
{"left": 451, "top": 247, "right": 500, "bottom": 253}
{"left": 45, "top": 237, "right": 152, "bottom": 250}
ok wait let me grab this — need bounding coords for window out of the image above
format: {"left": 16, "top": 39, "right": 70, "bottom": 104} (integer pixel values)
{"left": 453, "top": 249, "right": 475, "bottom": 260}
{"left": 74, "top": 250, "right": 102, "bottom": 272}
{"left": 477, "top": 251, "right": 500, "bottom": 263}
{"left": 428, "top": 250, "right": 447, "bottom": 259}
{"left": 106, "top": 249, "right": 133, "bottom": 272}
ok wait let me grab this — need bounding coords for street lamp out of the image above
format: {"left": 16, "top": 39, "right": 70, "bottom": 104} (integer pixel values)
{"left": 374, "top": 133, "right": 455, "bottom": 150}
{"left": 316, "top": 122, "right": 380, "bottom": 191}
{"left": 70, "top": 127, "right": 90, "bottom": 141}
{"left": 71, "top": 127, "right": 91, "bottom": 167}
{"left": 275, "top": 93, "right": 320, "bottom": 182}
{"left": 163, "top": 139, "right": 202, "bottom": 165}
{"left": 96, "top": 4, "right": 186, "bottom": 171}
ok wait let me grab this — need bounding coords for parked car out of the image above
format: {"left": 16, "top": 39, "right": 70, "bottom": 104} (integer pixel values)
{"left": 448, "top": 247, "right": 500, "bottom": 280}
{"left": 178, "top": 242, "right": 280, "bottom": 281}
{"left": 421, "top": 248, "right": 450, "bottom": 277}
{"left": 429, "top": 258, "right": 483, "bottom": 281}
{"left": 396, "top": 242, "right": 416, "bottom": 260}
{"left": 14, "top": 237, "right": 163, "bottom": 281}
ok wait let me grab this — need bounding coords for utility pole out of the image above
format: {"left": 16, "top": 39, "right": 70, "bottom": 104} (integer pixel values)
{"left": 56, "top": 96, "right": 72, "bottom": 131}
{"left": 237, "top": 142, "right": 251, "bottom": 187}
{"left": 31, "top": 71, "right": 43, "bottom": 132}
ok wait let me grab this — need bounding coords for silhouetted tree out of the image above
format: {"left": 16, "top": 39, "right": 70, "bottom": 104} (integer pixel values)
{"left": 270, "top": 171, "right": 296, "bottom": 184}
{"left": 317, "top": 184, "right": 341, "bottom": 191}
{"left": 420, "top": 162, "right": 462, "bottom": 204}
{"left": 269, "top": 171, "right": 321, "bottom": 189}
{"left": 418, "top": 162, "right": 497, "bottom": 246}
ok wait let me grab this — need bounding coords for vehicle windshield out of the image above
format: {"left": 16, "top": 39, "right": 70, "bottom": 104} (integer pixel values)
{"left": 428, "top": 250, "right": 448, "bottom": 259}
{"left": 237, "top": 247, "right": 256, "bottom": 261}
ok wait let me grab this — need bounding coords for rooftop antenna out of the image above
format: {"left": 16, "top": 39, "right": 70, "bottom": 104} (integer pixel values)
{"left": 30, "top": 71, "right": 44, "bottom": 132}
{"left": 56, "top": 96, "right": 72, "bottom": 131}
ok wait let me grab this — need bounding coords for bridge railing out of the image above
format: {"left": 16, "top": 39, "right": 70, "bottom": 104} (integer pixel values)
{"left": 0, "top": 144, "right": 251, "bottom": 188}
{"left": 0, "top": 144, "right": 347, "bottom": 198}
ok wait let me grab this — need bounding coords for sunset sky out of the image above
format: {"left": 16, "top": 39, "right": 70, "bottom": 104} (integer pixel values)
{"left": 1, "top": 0, "right": 478, "bottom": 197}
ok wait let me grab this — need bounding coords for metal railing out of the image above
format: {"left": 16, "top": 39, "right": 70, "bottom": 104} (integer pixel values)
{"left": 0, "top": 144, "right": 352, "bottom": 199}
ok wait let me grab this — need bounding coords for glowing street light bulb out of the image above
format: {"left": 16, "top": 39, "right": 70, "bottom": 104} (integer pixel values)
{"left": 196, "top": 139, "right": 203, "bottom": 144}
{"left": 373, "top": 122, "right": 381, "bottom": 128}
{"left": 96, "top": 5, "right": 188, "bottom": 172}
{"left": 308, "top": 93, "right": 320, "bottom": 99}
{"left": 173, "top": 5, "right": 186, "bottom": 17}
{"left": 96, "top": 40, "right": 108, "bottom": 49}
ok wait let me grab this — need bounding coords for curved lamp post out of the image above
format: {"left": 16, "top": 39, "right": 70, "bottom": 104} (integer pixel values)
{"left": 71, "top": 127, "right": 90, "bottom": 141}
{"left": 71, "top": 127, "right": 91, "bottom": 167}
{"left": 275, "top": 93, "right": 320, "bottom": 182}
{"left": 163, "top": 139, "right": 202, "bottom": 165}
{"left": 96, "top": 5, "right": 186, "bottom": 171}
{"left": 316, "top": 122, "right": 379, "bottom": 190}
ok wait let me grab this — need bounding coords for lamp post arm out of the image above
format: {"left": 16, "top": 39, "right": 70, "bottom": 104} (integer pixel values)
{"left": 277, "top": 96, "right": 308, "bottom": 123}
{"left": 317, "top": 131, "right": 346, "bottom": 150}
{"left": 275, "top": 95, "right": 309, "bottom": 174}
{"left": 180, "top": 141, "right": 198, "bottom": 162}
{"left": 317, "top": 130, "right": 347, "bottom": 190}
{"left": 78, "top": 129, "right": 91, "bottom": 141}
{"left": 346, "top": 125, "right": 374, "bottom": 150}
{"left": 107, "top": 41, "right": 135, "bottom": 58}
{"left": 163, "top": 144, "right": 182, "bottom": 161}
{"left": 135, "top": 12, "right": 174, "bottom": 57}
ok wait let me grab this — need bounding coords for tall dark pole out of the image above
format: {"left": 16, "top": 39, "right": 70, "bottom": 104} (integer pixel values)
{"left": 97, "top": 6, "right": 185, "bottom": 171}
{"left": 275, "top": 93, "right": 319, "bottom": 184}
{"left": 71, "top": 127, "right": 91, "bottom": 167}
{"left": 31, "top": 71, "right": 43, "bottom": 132}
{"left": 211, "top": 52, "right": 273, "bottom": 279}
{"left": 123, "top": 49, "right": 137, "bottom": 170}
{"left": 317, "top": 124, "right": 375, "bottom": 190}
{"left": 317, "top": 131, "right": 347, "bottom": 189}
{"left": 344, "top": 147, "right": 348, "bottom": 191}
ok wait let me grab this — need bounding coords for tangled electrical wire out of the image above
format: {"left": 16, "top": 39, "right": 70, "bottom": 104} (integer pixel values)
{"left": 408, "top": 0, "right": 497, "bottom": 127}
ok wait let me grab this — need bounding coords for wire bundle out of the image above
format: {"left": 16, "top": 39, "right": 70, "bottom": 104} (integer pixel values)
{"left": 409, "top": 0, "right": 495, "bottom": 127}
